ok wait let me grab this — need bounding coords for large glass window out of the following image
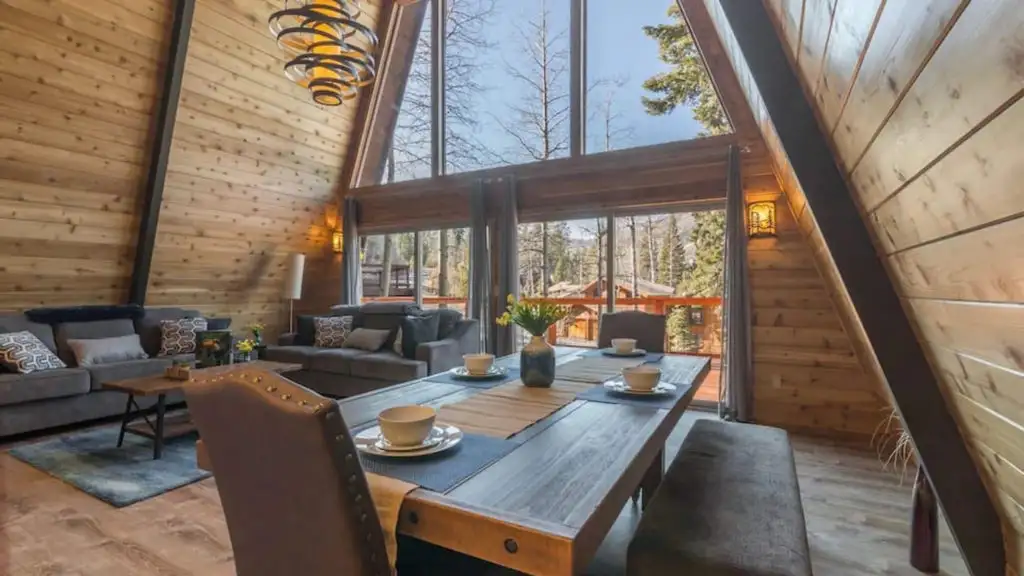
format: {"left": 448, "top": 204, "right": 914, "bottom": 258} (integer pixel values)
{"left": 445, "top": 0, "right": 571, "bottom": 174}
{"left": 421, "top": 227, "right": 470, "bottom": 316}
{"left": 586, "top": 1, "right": 726, "bottom": 152}
{"left": 360, "top": 234, "right": 415, "bottom": 297}
{"left": 388, "top": 8, "right": 432, "bottom": 182}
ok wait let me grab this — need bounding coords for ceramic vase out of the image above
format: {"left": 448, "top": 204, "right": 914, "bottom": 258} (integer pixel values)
{"left": 521, "top": 335, "right": 555, "bottom": 387}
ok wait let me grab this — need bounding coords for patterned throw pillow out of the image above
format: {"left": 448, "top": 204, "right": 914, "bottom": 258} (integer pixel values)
{"left": 314, "top": 316, "right": 352, "bottom": 348}
{"left": 159, "top": 318, "right": 208, "bottom": 356}
{"left": 0, "top": 331, "right": 66, "bottom": 374}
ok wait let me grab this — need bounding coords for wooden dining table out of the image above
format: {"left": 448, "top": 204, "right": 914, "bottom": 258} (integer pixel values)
{"left": 199, "top": 348, "right": 710, "bottom": 575}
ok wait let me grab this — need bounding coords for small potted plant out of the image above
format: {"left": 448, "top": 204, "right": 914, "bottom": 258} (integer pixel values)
{"left": 248, "top": 323, "right": 266, "bottom": 359}
{"left": 497, "top": 295, "right": 569, "bottom": 387}
{"left": 235, "top": 339, "right": 255, "bottom": 363}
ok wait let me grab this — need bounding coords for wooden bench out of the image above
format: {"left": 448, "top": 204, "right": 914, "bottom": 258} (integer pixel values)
{"left": 627, "top": 419, "right": 812, "bottom": 576}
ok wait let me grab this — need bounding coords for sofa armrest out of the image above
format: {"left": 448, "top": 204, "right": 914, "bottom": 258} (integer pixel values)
{"left": 278, "top": 333, "right": 298, "bottom": 346}
{"left": 416, "top": 319, "right": 481, "bottom": 374}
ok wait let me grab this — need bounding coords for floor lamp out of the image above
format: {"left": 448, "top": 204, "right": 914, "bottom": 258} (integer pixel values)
{"left": 284, "top": 253, "right": 305, "bottom": 333}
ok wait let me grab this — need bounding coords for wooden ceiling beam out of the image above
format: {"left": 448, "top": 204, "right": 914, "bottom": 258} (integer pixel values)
{"left": 715, "top": 1, "right": 1005, "bottom": 574}
{"left": 341, "top": 0, "right": 428, "bottom": 191}
{"left": 128, "top": 0, "right": 195, "bottom": 305}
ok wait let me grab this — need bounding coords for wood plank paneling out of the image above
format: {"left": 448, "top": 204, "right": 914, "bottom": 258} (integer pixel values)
{"left": 144, "top": 0, "right": 378, "bottom": 337}
{"left": 0, "top": 0, "right": 172, "bottom": 310}
{"left": 706, "top": 0, "right": 1024, "bottom": 570}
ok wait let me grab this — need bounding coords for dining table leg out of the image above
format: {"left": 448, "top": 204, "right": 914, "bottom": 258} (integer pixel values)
{"left": 640, "top": 449, "right": 665, "bottom": 510}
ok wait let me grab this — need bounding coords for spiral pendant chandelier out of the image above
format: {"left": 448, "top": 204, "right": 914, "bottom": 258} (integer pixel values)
{"left": 268, "top": 0, "right": 379, "bottom": 107}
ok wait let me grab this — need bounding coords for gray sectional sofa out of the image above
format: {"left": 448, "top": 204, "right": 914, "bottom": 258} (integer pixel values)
{"left": 0, "top": 307, "right": 198, "bottom": 438}
{"left": 264, "top": 302, "right": 480, "bottom": 398}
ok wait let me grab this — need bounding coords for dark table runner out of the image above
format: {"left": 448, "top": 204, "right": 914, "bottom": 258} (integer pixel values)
{"left": 358, "top": 432, "right": 518, "bottom": 493}
{"left": 581, "top": 348, "right": 665, "bottom": 363}
{"left": 575, "top": 379, "right": 691, "bottom": 410}
{"left": 424, "top": 367, "right": 521, "bottom": 389}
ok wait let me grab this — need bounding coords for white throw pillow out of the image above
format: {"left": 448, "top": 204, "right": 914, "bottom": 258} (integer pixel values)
{"left": 314, "top": 316, "right": 353, "bottom": 348}
{"left": 0, "top": 331, "right": 66, "bottom": 374}
{"left": 67, "top": 334, "right": 149, "bottom": 366}
{"left": 159, "top": 318, "right": 208, "bottom": 356}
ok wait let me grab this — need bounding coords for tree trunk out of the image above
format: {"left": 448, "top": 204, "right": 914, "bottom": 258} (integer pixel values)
{"left": 541, "top": 222, "right": 549, "bottom": 296}
{"left": 646, "top": 216, "right": 656, "bottom": 283}
{"left": 439, "top": 229, "right": 449, "bottom": 298}
{"left": 381, "top": 235, "right": 393, "bottom": 297}
{"left": 629, "top": 217, "right": 638, "bottom": 300}
{"left": 596, "top": 220, "right": 604, "bottom": 298}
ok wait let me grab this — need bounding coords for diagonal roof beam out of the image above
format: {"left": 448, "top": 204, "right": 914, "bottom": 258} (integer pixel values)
{"left": 676, "top": 0, "right": 761, "bottom": 147}
{"left": 341, "top": 0, "right": 429, "bottom": 191}
{"left": 712, "top": 1, "right": 1004, "bottom": 574}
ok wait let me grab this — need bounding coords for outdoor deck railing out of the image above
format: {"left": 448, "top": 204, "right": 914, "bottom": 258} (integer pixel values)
{"left": 362, "top": 295, "right": 723, "bottom": 357}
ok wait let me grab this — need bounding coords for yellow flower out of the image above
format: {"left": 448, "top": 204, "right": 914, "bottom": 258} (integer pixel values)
{"left": 495, "top": 312, "right": 512, "bottom": 327}
{"left": 507, "top": 293, "right": 515, "bottom": 305}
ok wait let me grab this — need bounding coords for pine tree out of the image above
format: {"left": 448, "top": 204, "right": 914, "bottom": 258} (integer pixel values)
{"left": 657, "top": 215, "right": 685, "bottom": 290}
{"left": 666, "top": 306, "right": 698, "bottom": 352}
{"left": 642, "top": 4, "right": 730, "bottom": 135}
{"left": 680, "top": 210, "right": 725, "bottom": 296}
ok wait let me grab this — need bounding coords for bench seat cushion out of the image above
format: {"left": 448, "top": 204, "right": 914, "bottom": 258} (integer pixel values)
{"left": 350, "top": 352, "right": 426, "bottom": 382}
{"left": 628, "top": 419, "right": 811, "bottom": 576}
{"left": 308, "top": 348, "right": 370, "bottom": 375}
{"left": 262, "top": 346, "right": 322, "bottom": 369}
{"left": 0, "top": 369, "right": 91, "bottom": 406}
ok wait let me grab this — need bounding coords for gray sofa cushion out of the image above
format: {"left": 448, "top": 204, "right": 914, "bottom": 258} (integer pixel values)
{"left": 342, "top": 328, "right": 390, "bottom": 352}
{"left": 84, "top": 358, "right": 172, "bottom": 390}
{"left": 66, "top": 334, "right": 149, "bottom": 366}
{"left": 0, "top": 368, "right": 91, "bottom": 406}
{"left": 426, "top": 309, "right": 463, "bottom": 339}
{"left": 55, "top": 319, "right": 137, "bottom": 366}
{"left": 349, "top": 351, "right": 426, "bottom": 382}
{"left": 627, "top": 419, "right": 811, "bottom": 576}
{"left": 136, "top": 308, "right": 200, "bottom": 357}
{"left": 308, "top": 348, "right": 371, "bottom": 375}
{"left": 262, "top": 346, "right": 323, "bottom": 369}
{"left": 0, "top": 313, "right": 58, "bottom": 354}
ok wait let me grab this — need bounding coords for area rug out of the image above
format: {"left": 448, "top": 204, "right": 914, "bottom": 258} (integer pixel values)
{"left": 7, "top": 425, "right": 210, "bottom": 507}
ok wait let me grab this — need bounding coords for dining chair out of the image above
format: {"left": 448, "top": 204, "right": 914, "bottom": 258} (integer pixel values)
{"left": 186, "top": 369, "right": 390, "bottom": 576}
{"left": 597, "top": 311, "right": 667, "bottom": 353}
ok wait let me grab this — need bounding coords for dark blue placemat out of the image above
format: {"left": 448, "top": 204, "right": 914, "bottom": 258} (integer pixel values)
{"left": 424, "top": 367, "right": 521, "bottom": 389}
{"left": 576, "top": 379, "right": 690, "bottom": 410}
{"left": 581, "top": 348, "right": 665, "bottom": 363}
{"left": 358, "top": 433, "right": 517, "bottom": 493}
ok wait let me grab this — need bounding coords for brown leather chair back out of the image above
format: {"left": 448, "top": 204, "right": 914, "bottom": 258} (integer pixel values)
{"left": 597, "top": 311, "right": 667, "bottom": 353}
{"left": 185, "top": 369, "right": 389, "bottom": 576}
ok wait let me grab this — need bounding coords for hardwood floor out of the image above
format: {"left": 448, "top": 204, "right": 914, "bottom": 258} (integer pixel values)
{"left": 0, "top": 412, "right": 967, "bottom": 576}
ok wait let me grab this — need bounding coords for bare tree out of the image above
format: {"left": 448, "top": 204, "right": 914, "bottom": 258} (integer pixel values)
{"left": 389, "top": 0, "right": 498, "bottom": 180}
{"left": 495, "top": 0, "right": 570, "bottom": 297}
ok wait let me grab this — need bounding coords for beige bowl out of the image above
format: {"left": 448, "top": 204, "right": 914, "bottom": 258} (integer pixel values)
{"left": 463, "top": 353, "right": 495, "bottom": 375}
{"left": 611, "top": 338, "right": 637, "bottom": 354}
{"left": 378, "top": 405, "right": 436, "bottom": 447}
{"left": 622, "top": 365, "right": 661, "bottom": 391}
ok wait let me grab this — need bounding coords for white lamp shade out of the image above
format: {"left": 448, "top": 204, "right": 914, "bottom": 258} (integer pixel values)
{"left": 283, "top": 253, "right": 305, "bottom": 299}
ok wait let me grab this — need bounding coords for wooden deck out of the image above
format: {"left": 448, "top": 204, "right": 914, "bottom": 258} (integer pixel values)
{"left": 0, "top": 412, "right": 966, "bottom": 576}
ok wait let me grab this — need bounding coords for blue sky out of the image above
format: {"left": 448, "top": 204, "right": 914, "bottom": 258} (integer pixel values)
{"left": 392, "top": 0, "right": 706, "bottom": 179}
{"left": 466, "top": 0, "right": 703, "bottom": 161}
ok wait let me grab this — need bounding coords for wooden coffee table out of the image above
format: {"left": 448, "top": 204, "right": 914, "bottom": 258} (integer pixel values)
{"left": 103, "top": 360, "right": 301, "bottom": 459}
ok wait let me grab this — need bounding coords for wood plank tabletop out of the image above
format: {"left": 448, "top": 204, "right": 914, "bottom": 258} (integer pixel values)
{"left": 196, "top": 349, "right": 709, "bottom": 575}
{"left": 338, "top": 349, "right": 710, "bottom": 575}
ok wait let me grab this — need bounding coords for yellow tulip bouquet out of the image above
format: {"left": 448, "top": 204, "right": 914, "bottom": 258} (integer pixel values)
{"left": 496, "top": 294, "right": 569, "bottom": 337}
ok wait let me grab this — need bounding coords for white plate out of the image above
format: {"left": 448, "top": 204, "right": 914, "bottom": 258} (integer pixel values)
{"left": 449, "top": 366, "right": 507, "bottom": 380}
{"left": 355, "top": 424, "right": 463, "bottom": 458}
{"left": 600, "top": 348, "right": 647, "bottom": 358}
{"left": 603, "top": 380, "right": 677, "bottom": 396}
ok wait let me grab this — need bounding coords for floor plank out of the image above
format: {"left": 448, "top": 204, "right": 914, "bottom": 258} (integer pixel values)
{"left": 0, "top": 411, "right": 968, "bottom": 575}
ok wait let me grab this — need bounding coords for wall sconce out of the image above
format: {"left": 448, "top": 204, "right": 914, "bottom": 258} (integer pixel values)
{"left": 332, "top": 230, "right": 344, "bottom": 253}
{"left": 748, "top": 201, "right": 777, "bottom": 238}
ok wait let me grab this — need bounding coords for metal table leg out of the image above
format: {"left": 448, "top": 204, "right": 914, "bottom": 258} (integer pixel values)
{"left": 153, "top": 394, "right": 166, "bottom": 460}
{"left": 116, "top": 394, "right": 135, "bottom": 448}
